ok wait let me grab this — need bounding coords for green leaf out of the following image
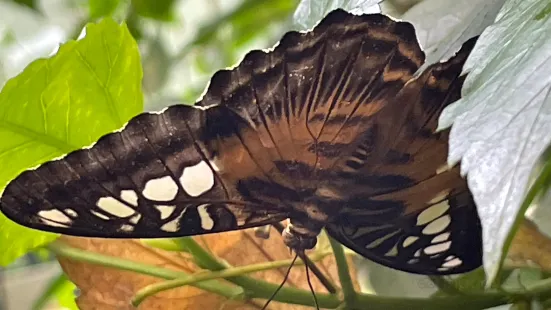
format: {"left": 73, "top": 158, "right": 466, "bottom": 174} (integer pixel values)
{"left": 431, "top": 268, "right": 486, "bottom": 296}
{"left": 535, "top": 1, "right": 551, "bottom": 20}
{"left": 401, "top": 0, "right": 505, "bottom": 72}
{"left": 89, "top": 0, "right": 121, "bottom": 19}
{"left": 131, "top": 0, "right": 177, "bottom": 21}
{"left": 438, "top": 0, "right": 551, "bottom": 285}
{"left": 0, "top": 18, "right": 143, "bottom": 266}
{"left": 55, "top": 276, "right": 79, "bottom": 310}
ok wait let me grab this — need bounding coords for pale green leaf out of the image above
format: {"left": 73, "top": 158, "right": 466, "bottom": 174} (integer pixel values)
{"left": 401, "top": 0, "right": 505, "bottom": 72}
{"left": 438, "top": 0, "right": 551, "bottom": 284}
{"left": 0, "top": 18, "right": 143, "bottom": 266}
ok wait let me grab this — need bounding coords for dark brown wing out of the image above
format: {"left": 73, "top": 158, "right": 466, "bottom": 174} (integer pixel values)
{"left": 0, "top": 105, "right": 288, "bottom": 238}
{"left": 198, "top": 9, "right": 425, "bottom": 192}
{"left": 326, "top": 38, "right": 482, "bottom": 274}
{"left": 0, "top": 10, "right": 426, "bottom": 239}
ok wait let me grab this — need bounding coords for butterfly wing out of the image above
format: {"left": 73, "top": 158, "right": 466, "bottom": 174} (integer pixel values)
{"left": 197, "top": 10, "right": 425, "bottom": 192}
{"left": 0, "top": 105, "right": 289, "bottom": 238}
{"left": 0, "top": 10, "right": 425, "bottom": 238}
{"left": 0, "top": 8, "right": 481, "bottom": 276}
{"left": 325, "top": 38, "right": 482, "bottom": 274}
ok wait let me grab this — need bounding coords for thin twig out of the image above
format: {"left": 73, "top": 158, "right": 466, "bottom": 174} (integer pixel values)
{"left": 133, "top": 255, "right": 307, "bottom": 306}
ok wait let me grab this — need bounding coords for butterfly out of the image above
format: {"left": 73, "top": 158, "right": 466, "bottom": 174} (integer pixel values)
{"left": 0, "top": 9, "right": 482, "bottom": 275}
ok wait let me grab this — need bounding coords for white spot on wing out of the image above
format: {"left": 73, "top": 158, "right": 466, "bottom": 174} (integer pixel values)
{"left": 156, "top": 205, "right": 175, "bottom": 220}
{"left": 180, "top": 161, "right": 215, "bottom": 197}
{"left": 129, "top": 214, "right": 141, "bottom": 224}
{"left": 422, "top": 215, "right": 451, "bottom": 235}
{"left": 402, "top": 236, "right": 419, "bottom": 247}
{"left": 121, "top": 190, "right": 138, "bottom": 206}
{"left": 120, "top": 224, "right": 134, "bottom": 232}
{"left": 424, "top": 241, "right": 452, "bottom": 255}
{"left": 161, "top": 208, "right": 187, "bottom": 232}
{"left": 442, "top": 258, "right": 462, "bottom": 268}
{"left": 91, "top": 210, "right": 110, "bottom": 220}
{"left": 96, "top": 197, "right": 135, "bottom": 217}
{"left": 417, "top": 200, "right": 450, "bottom": 226}
{"left": 427, "top": 190, "right": 450, "bottom": 204}
{"left": 432, "top": 232, "right": 450, "bottom": 243}
{"left": 198, "top": 204, "right": 214, "bottom": 230}
{"left": 384, "top": 244, "right": 398, "bottom": 257}
{"left": 40, "top": 220, "right": 69, "bottom": 228}
{"left": 65, "top": 209, "right": 77, "bottom": 217}
{"left": 38, "top": 210, "right": 72, "bottom": 227}
{"left": 142, "top": 176, "right": 178, "bottom": 201}
{"left": 436, "top": 164, "right": 449, "bottom": 175}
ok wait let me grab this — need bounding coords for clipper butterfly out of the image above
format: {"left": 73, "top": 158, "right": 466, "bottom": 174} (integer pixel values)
{"left": 0, "top": 9, "right": 482, "bottom": 275}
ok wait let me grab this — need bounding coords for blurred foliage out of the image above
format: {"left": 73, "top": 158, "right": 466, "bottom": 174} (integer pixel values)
{"left": 88, "top": 0, "right": 120, "bottom": 19}
{"left": 10, "top": 0, "right": 37, "bottom": 10}
{"left": 132, "top": 0, "right": 177, "bottom": 21}
{"left": 32, "top": 274, "right": 78, "bottom": 310}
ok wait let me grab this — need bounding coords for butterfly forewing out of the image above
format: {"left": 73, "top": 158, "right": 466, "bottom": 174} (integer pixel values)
{"left": 0, "top": 9, "right": 482, "bottom": 275}
{"left": 0, "top": 105, "right": 288, "bottom": 237}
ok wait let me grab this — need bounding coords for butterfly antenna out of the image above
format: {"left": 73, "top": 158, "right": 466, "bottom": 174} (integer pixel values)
{"left": 261, "top": 253, "right": 299, "bottom": 310}
{"left": 305, "top": 259, "right": 320, "bottom": 310}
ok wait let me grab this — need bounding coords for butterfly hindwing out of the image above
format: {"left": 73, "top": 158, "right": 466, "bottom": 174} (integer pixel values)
{"left": 326, "top": 166, "right": 481, "bottom": 274}
{"left": 325, "top": 38, "right": 482, "bottom": 274}
{"left": 0, "top": 105, "right": 288, "bottom": 238}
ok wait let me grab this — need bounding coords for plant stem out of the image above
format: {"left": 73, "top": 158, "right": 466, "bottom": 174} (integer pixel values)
{"left": 47, "top": 241, "right": 242, "bottom": 299}
{"left": 329, "top": 236, "right": 356, "bottom": 307}
{"left": 132, "top": 255, "right": 310, "bottom": 306}
{"left": 429, "top": 276, "right": 463, "bottom": 295}
{"left": 174, "top": 237, "right": 337, "bottom": 306}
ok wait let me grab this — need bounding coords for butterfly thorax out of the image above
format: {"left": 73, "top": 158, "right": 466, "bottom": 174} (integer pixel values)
{"left": 247, "top": 182, "right": 344, "bottom": 252}
{"left": 283, "top": 196, "right": 336, "bottom": 251}
{"left": 282, "top": 219, "right": 322, "bottom": 251}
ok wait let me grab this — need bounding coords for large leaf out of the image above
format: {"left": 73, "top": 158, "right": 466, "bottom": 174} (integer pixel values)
{"left": 438, "top": 0, "right": 551, "bottom": 284}
{"left": 401, "top": 0, "right": 506, "bottom": 71}
{"left": 293, "top": 0, "right": 382, "bottom": 30}
{"left": 0, "top": 18, "right": 143, "bottom": 266}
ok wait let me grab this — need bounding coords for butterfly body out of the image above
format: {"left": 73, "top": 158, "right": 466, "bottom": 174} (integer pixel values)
{"left": 0, "top": 9, "right": 482, "bottom": 275}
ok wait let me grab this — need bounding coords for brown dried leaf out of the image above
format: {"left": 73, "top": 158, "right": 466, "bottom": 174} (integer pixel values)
{"left": 507, "top": 219, "right": 551, "bottom": 272}
{"left": 57, "top": 227, "right": 358, "bottom": 310}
